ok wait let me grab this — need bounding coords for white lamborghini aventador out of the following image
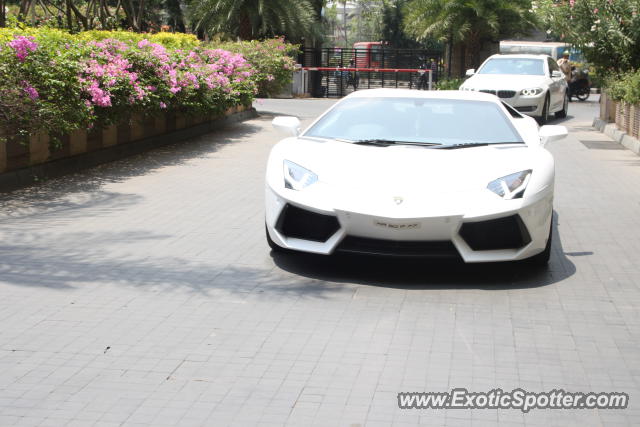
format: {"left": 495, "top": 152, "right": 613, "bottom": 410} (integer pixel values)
{"left": 265, "top": 89, "right": 567, "bottom": 265}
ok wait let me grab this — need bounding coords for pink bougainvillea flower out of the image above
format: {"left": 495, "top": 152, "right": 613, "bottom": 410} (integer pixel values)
{"left": 21, "top": 81, "right": 39, "bottom": 100}
{"left": 8, "top": 36, "right": 38, "bottom": 62}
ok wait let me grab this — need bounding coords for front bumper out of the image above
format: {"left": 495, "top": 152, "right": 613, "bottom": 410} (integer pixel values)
{"left": 502, "top": 93, "right": 545, "bottom": 117}
{"left": 469, "top": 89, "right": 545, "bottom": 117}
{"left": 265, "top": 185, "right": 553, "bottom": 263}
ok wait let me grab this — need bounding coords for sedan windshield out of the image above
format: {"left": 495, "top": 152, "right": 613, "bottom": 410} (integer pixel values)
{"left": 478, "top": 58, "right": 545, "bottom": 76}
{"left": 303, "top": 97, "right": 523, "bottom": 146}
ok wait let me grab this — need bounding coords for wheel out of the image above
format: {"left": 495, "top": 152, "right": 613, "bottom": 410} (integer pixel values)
{"left": 576, "top": 87, "right": 590, "bottom": 101}
{"left": 538, "top": 94, "right": 550, "bottom": 124}
{"left": 555, "top": 93, "right": 568, "bottom": 119}
{"left": 266, "top": 224, "right": 287, "bottom": 253}
{"left": 526, "top": 218, "right": 552, "bottom": 267}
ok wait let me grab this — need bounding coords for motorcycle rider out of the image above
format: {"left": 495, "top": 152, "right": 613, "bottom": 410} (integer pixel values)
{"left": 557, "top": 51, "right": 572, "bottom": 83}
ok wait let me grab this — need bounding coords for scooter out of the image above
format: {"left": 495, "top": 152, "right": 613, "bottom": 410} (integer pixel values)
{"left": 569, "top": 66, "right": 591, "bottom": 101}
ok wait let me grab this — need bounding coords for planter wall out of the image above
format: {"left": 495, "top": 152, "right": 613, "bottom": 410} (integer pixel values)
{"left": 0, "top": 105, "right": 255, "bottom": 191}
{"left": 613, "top": 102, "right": 640, "bottom": 140}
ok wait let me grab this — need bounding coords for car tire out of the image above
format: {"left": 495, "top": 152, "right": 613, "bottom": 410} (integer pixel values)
{"left": 538, "top": 94, "right": 550, "bottom": 124}
{"left": 555, "top": 94, "right": 568, "bottom": 119}
{"left": 526, "top": 219, "right": 552, "bottom": 267}
{"left": 576, "top": 87, "right": 590, "bottom": 101}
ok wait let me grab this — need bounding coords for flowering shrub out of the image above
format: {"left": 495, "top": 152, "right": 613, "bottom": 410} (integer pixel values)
{"left": 534, "top": 0, "right": 640, "bottom": 74}
{"left": 213, "top": 38, "right": 299, "bottom": 97}
{"left": 0, "top": 28, "right": 265, "bottom": 143}
{"left": 0, "top": 34, "right": 90, "bottom": 141}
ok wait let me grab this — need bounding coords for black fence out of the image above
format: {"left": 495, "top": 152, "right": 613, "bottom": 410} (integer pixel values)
{"left": 300, "top": 47, "right": 444, "bottom": 98}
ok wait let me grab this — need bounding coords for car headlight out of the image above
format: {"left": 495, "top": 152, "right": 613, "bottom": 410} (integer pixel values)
{"left": 520, "top": 88, "right": 543, "bottom": 96}
{"left": 283, "top": 160, "right": 318, "bottom": 191}
{"left": 487, "top": 170, "right": 532, "bottom": 199}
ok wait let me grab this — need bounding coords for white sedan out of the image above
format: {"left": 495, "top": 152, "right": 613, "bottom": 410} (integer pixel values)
{"left": 265, "top": 89, "right": 567, "bottom": 265}
{"left": 460, "top": 54, "right": 569, "bottom": 123}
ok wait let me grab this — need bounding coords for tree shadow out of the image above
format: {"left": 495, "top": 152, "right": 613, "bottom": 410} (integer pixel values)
{"left": 0, "top": 229, "right": 352, "bottom": 299}
{"left": 271, "top": 211, "right": 578, "bottom": 290}
{"left": 0, "top": 122, "right": 263, "bottom": 220}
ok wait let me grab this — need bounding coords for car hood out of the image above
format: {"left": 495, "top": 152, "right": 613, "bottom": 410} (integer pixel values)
{"left": 275, "top": 138, "right": 539, "bottom": 195}
{"left": 465, "top": 74, "right": 547, "bottom": 90}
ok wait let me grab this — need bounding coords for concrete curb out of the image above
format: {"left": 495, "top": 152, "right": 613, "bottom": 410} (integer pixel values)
{"left": 0, "top": 108, "right": 258, "bottom": 193}
{"left": 592, "top": 118, "right": 640, "bottom": 156}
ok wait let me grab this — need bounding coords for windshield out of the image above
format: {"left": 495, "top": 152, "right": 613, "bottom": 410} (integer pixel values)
{"left": 303, "top": 97, "right": 523, "bottom": 145}
{"left": 478, "top": 58, "right": 544, "bottom": 76}
{"left": 501, "top": 45, "right": 554, "bottom": 57}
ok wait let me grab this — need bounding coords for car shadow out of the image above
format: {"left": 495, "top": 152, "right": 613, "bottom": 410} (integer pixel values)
{"left": 271, "top": 211, "right": 577, "bottom": 290}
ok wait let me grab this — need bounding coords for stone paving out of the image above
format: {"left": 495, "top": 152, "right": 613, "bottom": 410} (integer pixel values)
{"left": 0, "top": 96, "right": 639, "bottom": 426}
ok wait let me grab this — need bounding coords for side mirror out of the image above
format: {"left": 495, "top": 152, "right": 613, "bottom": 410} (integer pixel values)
{"left": 539, "top": 125, "right": 568, "bottom": 146}
{"left": 551, "top": 70, "right": 563, "bottom": 78}
{"left": 272, "top": 116, "right": 301, "bottom": 136}
{"left": 465, "top": 68, "right": 475, "bottom": 77}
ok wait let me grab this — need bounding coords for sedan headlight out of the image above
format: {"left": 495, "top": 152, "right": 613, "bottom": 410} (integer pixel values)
{"left": 487, "top": 170, "right": 532, "bottom": 199}
{"left": 520, "top": 88, "right": 544, "bottom": 96}
{"left": 283, "top": 160, "right": 318, "bottom": 191}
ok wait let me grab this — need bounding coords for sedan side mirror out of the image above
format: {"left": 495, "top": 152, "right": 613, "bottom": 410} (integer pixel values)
{"left": 272, "top": 116, "right": 301, "bottom": 137}
{"left": 551, "top": 70, "right": 563, "bottom": 78}
{"left": 539, "top": 125, "right": 568, "bottom": 146}
{"left": 465, "top": 68, "right": 476, "bottom": 77}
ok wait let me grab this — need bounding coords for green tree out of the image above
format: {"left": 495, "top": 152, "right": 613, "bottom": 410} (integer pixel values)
{"left": 381, "top": 0, "right": 424, "bottom": 48}
{"left": 535, "top": 0, "right": 640, "bottom": 74}
{"left": 403, "top": 0, "right": 537, "bottom": 71}
{"left": 189, "top": 0, "right": 320, "bottom": 41}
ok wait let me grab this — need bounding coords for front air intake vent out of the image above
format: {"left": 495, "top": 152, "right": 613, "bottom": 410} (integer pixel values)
{"left": 459, "top": 215, "right": 531, "bottom": 251}
{"left": 275, "top": 204, "right": 340, "bottom": 242}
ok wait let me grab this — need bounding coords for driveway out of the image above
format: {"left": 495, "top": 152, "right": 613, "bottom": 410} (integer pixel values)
{"left": 0, "top": 96, "right": 638, "bottom": 426}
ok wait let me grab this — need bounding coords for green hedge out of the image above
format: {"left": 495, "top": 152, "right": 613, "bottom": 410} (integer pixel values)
{"left": 0, "top": 27, "right": 298, "bottom": 142}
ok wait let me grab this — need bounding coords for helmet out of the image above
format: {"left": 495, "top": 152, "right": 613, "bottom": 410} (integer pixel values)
{"left": 563, "top": 50, "right": 570, "bottom": 57}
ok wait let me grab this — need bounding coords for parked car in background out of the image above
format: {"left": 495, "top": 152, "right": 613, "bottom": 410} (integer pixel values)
{"left": 460, "top": 54, "right": 569, "bottom": 123}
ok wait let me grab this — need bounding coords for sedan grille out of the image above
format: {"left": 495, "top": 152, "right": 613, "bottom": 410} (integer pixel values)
{"left": 459, "top": 215, "right": 531, "bottom": 251}
{"left": 497, "top": 90, "right": 516, "bottom": 98}
{"left": 336, "top": 236, "right": 461, "bottom": 258}
{"left": 479, "top": 89, "right": 497, "bottom": 96}
{"left": 276, "top": 204, "right": 340, "bottom": 242}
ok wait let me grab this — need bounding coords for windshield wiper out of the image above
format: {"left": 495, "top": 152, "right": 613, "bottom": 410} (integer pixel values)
{"left": 342, "top": 138, "right": 442, "bottom": 147}
{"left": 431, "top": 141, "right": 524, "bottom": 149}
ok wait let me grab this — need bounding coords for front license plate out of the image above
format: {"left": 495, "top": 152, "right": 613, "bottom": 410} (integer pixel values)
{"left": 373, "top": 219, "right": 421, "bottom": 230}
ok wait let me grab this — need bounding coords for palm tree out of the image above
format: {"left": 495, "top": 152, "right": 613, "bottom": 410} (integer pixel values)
{"left": 189, "top": 0, "right": 320, "bottom": 41}
{"left": 403, "top": 0, "right": 536, "bottom": 74}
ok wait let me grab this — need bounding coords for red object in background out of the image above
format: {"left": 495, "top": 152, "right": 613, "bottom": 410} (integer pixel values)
{"left": 353, "top": 42, "right": 386, "bottom": 68}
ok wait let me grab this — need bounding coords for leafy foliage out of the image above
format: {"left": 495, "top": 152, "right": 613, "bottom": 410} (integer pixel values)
{"left": 534, "top": 0, "right": 640, "bottom": 74}
{"left": 189, "top": 0, "right": 320, "bottom": 41}
{"left": 404, "top": 0, "right": 537, "bottom": 43}
{"left": 605, "top": 70, "right": 640, "bottom": 104}
{"left": 0, "top": 28, "right": 297, "bottom": 142}
{"left": 213, "top": 38, "right": 299, "bottom": 97}
{"left": 403, "top": 0, "right": 537, "bottom": 64}
{"left": 435, "top": 77, "right": 464, "bottom": 90}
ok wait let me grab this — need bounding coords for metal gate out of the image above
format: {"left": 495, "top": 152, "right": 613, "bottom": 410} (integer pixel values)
{"left": 300, "top": 47, "right": 444, "bottom": 98}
